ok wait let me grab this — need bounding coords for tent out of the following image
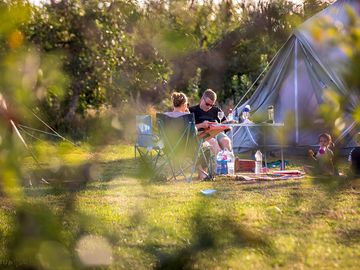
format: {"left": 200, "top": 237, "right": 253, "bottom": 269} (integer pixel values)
{"left": 232, "top": 0, "right": 360, "bottom": 153}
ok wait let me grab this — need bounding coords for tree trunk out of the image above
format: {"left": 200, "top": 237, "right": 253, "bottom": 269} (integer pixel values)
{"left": 64, "top": 87, "right": 80, "bottom": 125}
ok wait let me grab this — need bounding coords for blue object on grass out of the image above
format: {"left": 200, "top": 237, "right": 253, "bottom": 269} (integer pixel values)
{"left": 266, "top": 160, "right": 289, "bottom": 168}
{"left": 200, "top": 189, "right": 217, "bottom": 196}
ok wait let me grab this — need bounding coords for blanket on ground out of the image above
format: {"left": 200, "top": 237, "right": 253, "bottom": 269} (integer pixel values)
{"left": 230, "top": 170, "right": 305, "bottom": 181}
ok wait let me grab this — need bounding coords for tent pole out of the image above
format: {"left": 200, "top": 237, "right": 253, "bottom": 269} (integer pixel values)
{"left": 295, "top": 39, "right": 299, "bottom": 144}
{"left": 233, "top": 35, "right": 293, "bottom": 111}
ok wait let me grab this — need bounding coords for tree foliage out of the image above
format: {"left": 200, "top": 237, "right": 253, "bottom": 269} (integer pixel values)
{"left": 16, "top": 0, "right": 332, "bottom": 135}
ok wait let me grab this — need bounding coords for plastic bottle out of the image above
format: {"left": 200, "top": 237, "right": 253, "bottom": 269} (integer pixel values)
{"left": 216, "top": 150, "right": 223, "bottom": 175}
{"left": 227, "top": 108, "right": 233, "bottom": 122}
{"left": 221, "top": 149, "right": 228, "bottom": 175}
{"left": 227, "top": 150, "right": 235, "bottom": 175}
{"left": 254, "top": 150, "right": 262, "bottom": 174}
{"left": 267, "top": 105, "right": 274, "bottom": 123}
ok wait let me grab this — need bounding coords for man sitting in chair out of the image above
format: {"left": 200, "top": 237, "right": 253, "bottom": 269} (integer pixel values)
{"left": 189, "top": 89, "right": 232, "bottom": 154}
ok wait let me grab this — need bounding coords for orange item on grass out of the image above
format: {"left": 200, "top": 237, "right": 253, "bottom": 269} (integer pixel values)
{"left": 273, "top": 170, "right": 302, "bottom": 175}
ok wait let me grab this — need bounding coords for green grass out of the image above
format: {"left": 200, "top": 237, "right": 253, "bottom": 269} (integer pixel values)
{"left": 1, "top": 143, "right": 360, "bottom": 269}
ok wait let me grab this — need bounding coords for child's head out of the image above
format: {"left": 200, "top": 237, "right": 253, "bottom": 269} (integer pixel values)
{"left": 318, "top": 133, "right": 332, "bottom": 148}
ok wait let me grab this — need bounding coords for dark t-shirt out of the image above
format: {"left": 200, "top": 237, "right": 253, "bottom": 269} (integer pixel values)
{"left": 349, "top": 147, "right": 360, "bottom": 175}
{"left": 189, "top": 104, "right": 226, "bottom": 125}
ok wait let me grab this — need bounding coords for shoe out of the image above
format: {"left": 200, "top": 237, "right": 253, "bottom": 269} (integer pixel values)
{"left": 198, "top": 169, "right": 210, "bottom": 180}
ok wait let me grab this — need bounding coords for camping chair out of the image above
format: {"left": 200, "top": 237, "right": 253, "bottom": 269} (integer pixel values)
{"left": 156, "top": 113, "right": 212, "bottom": 181}
{"left": 134, "top": 115, "right": 162, "bottom": 166}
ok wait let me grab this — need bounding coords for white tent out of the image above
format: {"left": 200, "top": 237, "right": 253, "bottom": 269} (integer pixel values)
{"left": 233, "top": 0, "right": 360, "bottom": 153}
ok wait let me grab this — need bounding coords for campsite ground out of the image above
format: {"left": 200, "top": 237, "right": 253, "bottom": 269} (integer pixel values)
{"left": 0, "top": 142, "right": 359, "bottom": 269}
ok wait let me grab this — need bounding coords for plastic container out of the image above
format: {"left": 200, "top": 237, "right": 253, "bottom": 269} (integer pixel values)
{"left": 268, "top": 105, "right": 274, "bottom": 123}
{"left": 216, "top": 150, "right": 228, "bottom": 175}
{"left": 221, "top": 159, "right": 228, "bottom": 175}
{"left": 216, "top": 151, "right": 223, "bottom": 175}
{"left": 228, "top": 108, "right": 233, "bottom": 122}
{"left": 227, "top": 151, "right": 235, "bottom": 175}
{"left": 216, "top": 150, "right": 230, "bottom": 175}
{"left": 254, "top": 150, "right": 262, "bottom": 174}
{"left": 221, "top": 149, "right": 229, "bottom": 175}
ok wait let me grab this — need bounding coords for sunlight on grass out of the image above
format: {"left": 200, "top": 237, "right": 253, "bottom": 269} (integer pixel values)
{"left": 2, "top": 143, "right": 360, "bottom": 269}
{"left": 30, "top": 141, "right": 92, "bottom": 166}
{"left": 97, "top": 143, "right": 134, "bottom": 161}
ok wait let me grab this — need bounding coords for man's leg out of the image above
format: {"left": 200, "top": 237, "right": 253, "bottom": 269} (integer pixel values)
{"left": 218, "top": 133, "right": 232, "bottom": 151}
{"left": 207, "top": 138, "right": 221, "bottom": 155}
{"left": 197, "top": 138, "right": 219, "bottom": 179}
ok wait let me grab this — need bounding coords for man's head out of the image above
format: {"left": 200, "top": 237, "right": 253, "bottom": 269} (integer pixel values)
{"left": 200, "top": 89, "right": 217, "bottom": 112}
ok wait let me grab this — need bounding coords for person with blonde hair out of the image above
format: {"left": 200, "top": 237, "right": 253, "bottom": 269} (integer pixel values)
{"left": 164, "top": 91, "right": 189, "bottom": 118}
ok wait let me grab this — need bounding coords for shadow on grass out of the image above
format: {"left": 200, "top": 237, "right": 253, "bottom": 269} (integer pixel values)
{"left": 99, "top": 158, "right": 140, "bottom": 181}
{"left": 310, "top": 175, "right": 353, "bottom": 194}
{"left": 336, "top": 228, "right": 360, "bottom": 246}
{"left": 23, "top": 155, "right": 171, "bottom": 198}
{"left": 25, "top": 156, "right": 141, "bottom": 185}
{"left": 145, "top": 200, "right": 274, "bottom": 270}
{"left": 100, "top": 156, "right": 171, "bottom": 183}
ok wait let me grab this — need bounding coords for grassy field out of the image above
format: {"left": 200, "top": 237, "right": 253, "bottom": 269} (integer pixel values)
{"left": 1, "top": 142, "right": 360, "bottom": 269}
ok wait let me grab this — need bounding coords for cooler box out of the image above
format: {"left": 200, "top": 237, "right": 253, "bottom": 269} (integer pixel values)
{"left": 235, "top": 158, "right": 255, "bottom": 172}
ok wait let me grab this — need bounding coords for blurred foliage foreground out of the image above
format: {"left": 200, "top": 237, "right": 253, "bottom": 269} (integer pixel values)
{"left": 0, "top": 143, "right": 359, "bottom": 270}
{"left": 0, "top": 1, "right": 360, "bottom": 269}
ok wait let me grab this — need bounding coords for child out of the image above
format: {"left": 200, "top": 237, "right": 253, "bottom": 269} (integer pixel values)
{"left": 304, "top": 133, "right": 335, "bottom": 176}
{"left": 239, "top": 104, "right": 253, "bottom": 123}
{"left": 348, "top": 132, "right": 360, "bottom": 176}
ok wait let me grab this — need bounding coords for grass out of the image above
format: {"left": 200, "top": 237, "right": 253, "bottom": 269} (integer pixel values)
{"left": 1, "top": 142, "right": 360, "bottom": 269}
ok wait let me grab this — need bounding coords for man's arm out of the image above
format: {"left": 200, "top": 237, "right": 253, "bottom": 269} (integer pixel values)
{"left": 196, "top": 120, "right": 214, "bottom": 130}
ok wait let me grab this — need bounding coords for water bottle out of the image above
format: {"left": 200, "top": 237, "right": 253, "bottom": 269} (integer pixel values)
{"left": 267, "top": 105, "right": 274, "bottom": 123}
{"left": 227, "top": 108, "right": 233, "bottom": 122}
{"left": 221, "top": 159, "right": 228, "bottom": 175}
{"left": 221, "top": 149, "right": 229, "bottom": 175}
{"left": 216, "top": 150, "right": 223, "bottom": 175}
{"left": 227, "top": 150, "right": 235, "bottom": 175}
{"left": 254, "top": 150, "right": 262, "bottom": 174}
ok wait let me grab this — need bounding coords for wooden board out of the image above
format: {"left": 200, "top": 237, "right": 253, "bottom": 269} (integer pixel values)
{"left": 197, "top": 124, "right": 228, "bottom": 141}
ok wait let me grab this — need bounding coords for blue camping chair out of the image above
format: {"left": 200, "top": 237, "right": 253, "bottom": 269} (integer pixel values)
{"left": 156, "top": 113, "right": 212, "bottom": 181}
{"left": 134, "top": 115, "right": 162, "bottom": 166}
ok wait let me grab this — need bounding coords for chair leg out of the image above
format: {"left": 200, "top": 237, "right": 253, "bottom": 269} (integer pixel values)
{"left": 199, "top": 145, "right": 214, "bottom": 180}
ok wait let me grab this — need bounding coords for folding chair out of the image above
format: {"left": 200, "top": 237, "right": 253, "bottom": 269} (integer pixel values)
{"left": 134, "top": 115, "right": 162, "bottom": 166}
{"left": 156, "top": 113, "right": 212, "bottom": 181}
